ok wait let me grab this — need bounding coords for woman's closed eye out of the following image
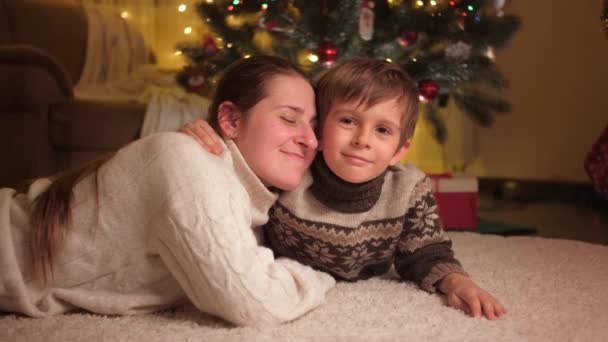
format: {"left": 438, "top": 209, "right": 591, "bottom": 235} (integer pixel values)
{"left": 280, "top": 116, "right": 297, "bottom": 124}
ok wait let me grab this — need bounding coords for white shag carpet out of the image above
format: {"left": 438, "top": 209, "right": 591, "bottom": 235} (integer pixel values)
{"left": 2, "top": 232, "right": 607, "bottom": 342}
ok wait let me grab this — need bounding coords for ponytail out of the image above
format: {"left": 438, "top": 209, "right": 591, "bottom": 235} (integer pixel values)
{"left": 30, "top": 154, "right": 113, "bottom": 284}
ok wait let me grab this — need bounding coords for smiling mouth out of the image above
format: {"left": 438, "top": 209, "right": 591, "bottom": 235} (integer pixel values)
{"left": 282, "top": 151, "right": 307, "bottom": 161}
{"left": 342, "top": 153, "right": 370, "bottom": 164}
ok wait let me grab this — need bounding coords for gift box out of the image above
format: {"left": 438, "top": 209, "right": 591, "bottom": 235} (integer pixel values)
{"left": 429, "top": 174, "right": 478, "bottom": 230}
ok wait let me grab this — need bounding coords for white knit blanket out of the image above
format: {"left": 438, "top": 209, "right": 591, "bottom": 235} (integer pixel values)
{"left": 2, "top": 232, "right": 607, "bottom": 341}
{"left": 74, "top": 6, "right": 209, "bottom": 137}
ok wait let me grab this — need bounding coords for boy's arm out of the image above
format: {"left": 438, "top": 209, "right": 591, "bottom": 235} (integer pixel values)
{"left": 436, "top": 272, "right": 506, "bottom": 320}
{"left": 179, "top": 119, "right": 224, "bottom": 155}
{"left": 394, "top": 177, "right": 467, "bottom": 293}
{"left": 394, "top": 177, "right": 506, "bottom": 320}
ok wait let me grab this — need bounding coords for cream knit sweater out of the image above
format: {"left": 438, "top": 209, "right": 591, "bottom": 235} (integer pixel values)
{"left": 0, "top": 132, "right": 334, "bottom": 326}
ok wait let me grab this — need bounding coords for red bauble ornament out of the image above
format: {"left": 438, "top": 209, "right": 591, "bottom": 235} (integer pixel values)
{"left": 397, "top": 29, "right": 418, "bottom": 47}
{"left": 202, "top": 36, "right": 218, "bottom": 55}
{"left": 317, "top": 42, "right": 339, "bottom": 66}
{"left": 418, "top": 79, "right": 439, "bottom": 102}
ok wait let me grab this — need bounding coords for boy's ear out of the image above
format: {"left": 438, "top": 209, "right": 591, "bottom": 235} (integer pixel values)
{"left": 217, "top": 101, "right": 241, "bottom": 139}
{"left": 389, "top": 140, "right": 411, "bottom": 165}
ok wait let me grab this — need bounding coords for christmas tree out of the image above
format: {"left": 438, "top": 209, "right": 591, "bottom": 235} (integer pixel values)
{"left": 176, "top": 0, "right": 520, "bottom": 143}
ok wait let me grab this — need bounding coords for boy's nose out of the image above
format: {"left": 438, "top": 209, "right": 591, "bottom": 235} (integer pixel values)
{"left": 352, "top": 129, "right": 371, "bottom": 148}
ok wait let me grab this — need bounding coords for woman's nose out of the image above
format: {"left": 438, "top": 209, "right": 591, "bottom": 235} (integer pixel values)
{"left": 296, "top": 123, "right": 318, "bottom": 150}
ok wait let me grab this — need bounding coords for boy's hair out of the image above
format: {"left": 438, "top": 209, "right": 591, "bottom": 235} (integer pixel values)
{"left": 208, "top": 55, "right": 309, "bottom": 132}
{"left": 315, "top": 58, "right": 419, "bottom": 146}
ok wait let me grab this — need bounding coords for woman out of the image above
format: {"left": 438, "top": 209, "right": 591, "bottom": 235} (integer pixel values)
{"left": 0, "top": 56, "right": 334, "bottom": 326}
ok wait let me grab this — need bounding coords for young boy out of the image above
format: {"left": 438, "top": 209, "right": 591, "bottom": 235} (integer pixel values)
{"left": 182, "top": 58, "right": 506, "bottom": 320}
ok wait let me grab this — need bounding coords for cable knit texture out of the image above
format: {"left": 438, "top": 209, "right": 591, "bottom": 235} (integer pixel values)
{"left": 266, "top": 161, "right": 466, "bottom": 292}
{"left": 0, "top": 132, "right": 334, "bottom": 325}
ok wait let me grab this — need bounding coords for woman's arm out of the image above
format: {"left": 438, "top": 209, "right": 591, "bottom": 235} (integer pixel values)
{"left": 149, "top": 133, "right": 334, "bottom": 326}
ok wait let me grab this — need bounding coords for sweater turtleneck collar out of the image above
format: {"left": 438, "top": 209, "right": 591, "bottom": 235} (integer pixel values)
{"left": 310, "top": 154, "right": 386, "bottom": 213}
{"left": 225, "top": 140, "right": 278, "bottom": 226}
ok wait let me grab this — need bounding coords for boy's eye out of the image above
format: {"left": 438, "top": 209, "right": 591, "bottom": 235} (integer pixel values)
{"left": 377, "top": 127, "right": 391, "bottom": 135}
{"left": 339, "top": 117, "right": 354, "bottom": 125}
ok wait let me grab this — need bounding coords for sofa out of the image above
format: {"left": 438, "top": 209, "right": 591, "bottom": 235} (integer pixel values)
{"left": 0, "top": 0, "right": 149, "bottom": 188}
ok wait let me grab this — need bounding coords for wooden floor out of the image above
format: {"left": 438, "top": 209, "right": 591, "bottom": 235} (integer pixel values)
{"left": 477, "top": 195, "right": 608, "bottom": 245}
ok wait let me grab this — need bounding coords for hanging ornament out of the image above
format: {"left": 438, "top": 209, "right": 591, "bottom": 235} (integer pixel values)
{"left": 184, "top": 65, "right": 206, "bottom": 94}
{"left": 358, "top": 1, "right": 375, "bottom": 41}
{"left": 418, "top": 79, "right": 439, "bottom": 102}
{"left": 317, "top": 41, "right": 339, "bottom": 66}
{"left": 258, "top": 14, "right": 295, "bottom": 33}
{"left": 397, "top": 29, "right": 418, "bottom": 47}
{"left": 201, "top": 35, "right": 219, "bottom": 55}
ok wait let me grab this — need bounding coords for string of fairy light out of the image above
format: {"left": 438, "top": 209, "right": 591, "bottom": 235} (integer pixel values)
{"left": 173, "top": 0, "right": 484, "bottom": 66}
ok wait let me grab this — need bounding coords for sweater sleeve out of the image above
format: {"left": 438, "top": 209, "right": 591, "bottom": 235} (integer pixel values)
{"left": 149, "top": 135, "right": 335, "bottom": 326}
{"left": 394, "top": 177, "right": 467, "bottom": 293}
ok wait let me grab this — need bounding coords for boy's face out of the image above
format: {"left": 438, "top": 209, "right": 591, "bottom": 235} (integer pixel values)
{"left": 319, "top": 98, "right": 410, "bottom": 184}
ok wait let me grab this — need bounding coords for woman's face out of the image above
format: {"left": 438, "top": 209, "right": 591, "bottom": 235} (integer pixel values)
{"left": 233, "top": 74, "right": 318, "bottom": 191}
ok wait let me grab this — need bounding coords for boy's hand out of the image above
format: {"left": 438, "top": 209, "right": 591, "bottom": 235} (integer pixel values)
{"left": 179, "top": 119, "right": 223, "bottom": 155}
{"left": 438, "top": 272, "right": 507, "bottom": 320}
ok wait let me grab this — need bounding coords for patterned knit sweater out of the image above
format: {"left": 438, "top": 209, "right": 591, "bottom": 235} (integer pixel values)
{"left": 265, "top": 155, "right": 466, "bottom": 292}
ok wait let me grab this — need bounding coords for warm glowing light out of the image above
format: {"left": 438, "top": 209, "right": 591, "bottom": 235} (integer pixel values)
{"left": 261, "top": 3, "right": 268, "bottom": 10}
{"left": 308, "top": 54, "right": 319, "bottom": 62}
{"left": 244, "top": 54, "right": 251, "bottom": 58}
{"left": 227, "top": 43, "right": 233, "bottom": 48}
{"left": 449, "top": 1, "right": 455, "bottom": 5}
{"left": 227, "top": 5, "right": 234, "bottom": 11}
{"left": 430, "top": 0, "right": 437, "bottom": 6}
{"left": 386, "top": 58, "right": 393, "bottom": 63}
{"left": 485, "top": 47, "right": 495, "bottom": 60}
{"left": 174, "top": 51, "right": 182, "bottom": 56}
{"left": 205, "top": 0, "right": 214, "bottom": 3}
{"left": 178, "top": 4, "right": 187, "bottom": 12}
{"left": 184, "top": 26, "right": 193, "bottom": 34}
{"left": 120, "top": 11, "right": 129, "bottom": 19}
{"left": 416, "top": 1, "right": 424, "bottom": 6}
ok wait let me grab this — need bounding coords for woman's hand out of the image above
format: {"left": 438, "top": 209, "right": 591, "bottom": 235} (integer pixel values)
{"left": 438, "top": 272, "right": 507, "bottom": 320}
{"left": 179, "top": 119, "right": 224, "bottom": 155}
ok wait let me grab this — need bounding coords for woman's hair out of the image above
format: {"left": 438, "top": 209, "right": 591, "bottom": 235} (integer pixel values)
{"left": 30, "top": 155, "right": 111, "bottom": 283}
{"left": 30, "top": 55, "right": 308, "bottom": 284}
{"left": 207, "top": 55, "right": 309, "bottom": 133}
{"left": 315, "top": 58, "right": 419, "bottom": 146}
